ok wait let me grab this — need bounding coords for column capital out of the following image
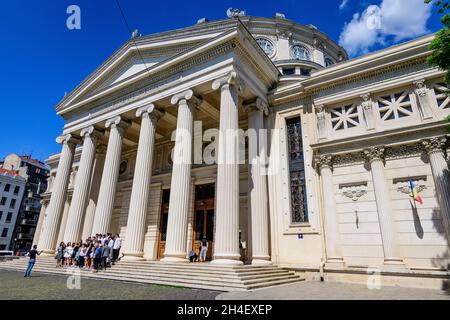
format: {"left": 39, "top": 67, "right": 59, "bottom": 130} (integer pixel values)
{"left": 105, "top": 116, "right": 131, "bottom": 132}
{"left": 212, "top": 71, "right": 245, "bottom": 94}
{"left": 136, "top": 104, "right": 165, "bottom": 122}
{"left": 422, "top": 136, "right": 447, "bottom": 155}
{"left": 171, "top": 89, "right": 200, "bottom": 107}
{"left": 242, "top": 97, "right": 269, "bottom": 116}
{"left": 40, "top": 199, "right": 49, "bottom": 206}
{"left": 56, "top": 134, "right": 81, "bottom": 146}
{"left": 364, "top": 146, "right": 386, "bottom": 162}
{"left": 80, "top": 126, "right": 104, "bottom": 142}
{"left": 315, "top": 154, "right": 333, "bottom": 171}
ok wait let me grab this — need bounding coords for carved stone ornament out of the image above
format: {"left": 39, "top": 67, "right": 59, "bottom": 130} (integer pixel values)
{"left": 413, "top": 79, "right": 427, "bottom": 97}
{"left": 341, "top": 184, "right": 368, "bottom": 201}
{"left": 360, "top": 93, "right": 375, "bottom": 130}
{"left": 315, "top": 104, "right": 327, "bottom": 139}
{"left": 413, "top": 79, "right": 433, "bottom": 119}
{"left": 226, "top": 8, "right": 246, "bottom": 18}
{"left": 242, "top": 97, "right": 269, "bottom": 116}
{"left": 421, "top": 137, "right": 447, "bottom": 155}
{"left": 105, "top": 116, "right": 131, "bottom": 132}
{"left": 212, "top": 71, "right": 245, "bottom": 94}
{"left": 315, "top": 154, "right": 333, "bottom": 170}
{"left": 363, "top": 146, "right": 386, "bottom": 162}
{"left": 56, "top": 134, "right": 81, "bottom": 146}
{"left": 80, "top": 126, "right": 103, "bottom": 142}
{"left": 397, "top": 179, "right": 427, "bottom": 195}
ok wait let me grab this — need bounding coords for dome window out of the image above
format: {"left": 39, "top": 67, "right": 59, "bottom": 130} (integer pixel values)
{"left": 290, "top": 45, "right": 311, "bottom": 61}
{"left": 256, "top": 38, "right": 275, "bottom": 57}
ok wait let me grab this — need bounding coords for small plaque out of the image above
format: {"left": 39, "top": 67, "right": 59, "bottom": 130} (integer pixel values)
{"left": 298, "top": 234, "right": 303, "bottom": 239}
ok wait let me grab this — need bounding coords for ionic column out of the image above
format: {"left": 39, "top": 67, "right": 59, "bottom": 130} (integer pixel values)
{"left": 422, "top": 137, "right": 450, "bottom": 242}
{"left": 244, "top": 98, "right": 271, "bottom": 265}
{"left": 123, "top": 105, "right": 164, "bottom": 260}
{"left": 63, "top": 126, "right": 103, "bottom": 243}
{"left": 316, "top": 154, "right": 344, "bottom": 265}
{"left": 38, "top": 134, "right": 79, "bottom": 254}
{"left": 211, "top": 72, "right": 243, "bottom": 265}
{"left": 57, "top": 196, "right": 71, "bottom": 245}
{"left": 33, "top": 199, "right": 48, "bottom": 246}
{"left": 81, "top": 146, "right": 106, "bottom": 240}
{"left": 162, "top": 90, "right": 196, "bottom": 262}
{"left": 92, "top": 116, "right": 130, "bottom": 235}
{"left": 364, "top": 146, "right": 403, "bottom": 265}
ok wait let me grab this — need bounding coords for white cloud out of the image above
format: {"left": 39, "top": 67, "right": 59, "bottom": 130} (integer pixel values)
{"left": 339, "top": 0, "right": 349, "bottom": 10}
{"left": 339, "top": 0, "right": 432, "bottom": 56}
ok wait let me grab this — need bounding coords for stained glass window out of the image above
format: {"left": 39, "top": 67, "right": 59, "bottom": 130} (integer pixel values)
{"left": 286, "top": 117, "right": 308, "bottom": 223}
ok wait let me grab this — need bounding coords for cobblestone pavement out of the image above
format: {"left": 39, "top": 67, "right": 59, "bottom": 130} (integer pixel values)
{"left": 216, "top": 281, "right": 450, "bottom": 300}
{"left": 0, "top": 270, "right": 220, "bottom": 300}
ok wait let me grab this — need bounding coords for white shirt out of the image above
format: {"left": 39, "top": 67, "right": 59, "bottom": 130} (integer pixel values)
{"left": 108, "top": 239, "right": 114, "bottom": 248}
{"left": 113, "top": 238, "right": 121, "bottom": 249}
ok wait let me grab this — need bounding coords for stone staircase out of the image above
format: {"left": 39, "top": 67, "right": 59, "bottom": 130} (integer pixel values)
{"left": 0, "top": 257, "right": 304, "bottom": 292}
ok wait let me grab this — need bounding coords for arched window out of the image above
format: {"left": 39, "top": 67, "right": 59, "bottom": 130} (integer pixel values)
{"left": 290, "top": 45, "right": 311, "bottom": 61}
{"left": 256, "top": 38, "right": 275, "bottom": 57}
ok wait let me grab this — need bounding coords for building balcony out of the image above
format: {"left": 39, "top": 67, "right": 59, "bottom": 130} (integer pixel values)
{"left": 17, "top": 233, "right": 33, "bottom": 240}
{"left": 20, "top": 219, "right": 37, "bottom": 226}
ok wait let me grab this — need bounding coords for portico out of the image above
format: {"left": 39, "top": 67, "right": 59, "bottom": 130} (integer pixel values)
{"left": 37, "top": 21, "right": 278, "bottom": 265}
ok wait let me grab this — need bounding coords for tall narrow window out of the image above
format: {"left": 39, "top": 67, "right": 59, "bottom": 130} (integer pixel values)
{"left": 286, "top": 117, "right": 308, "bottom": 223}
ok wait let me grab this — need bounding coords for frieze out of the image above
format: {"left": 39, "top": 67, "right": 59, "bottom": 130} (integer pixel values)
{"left": 312, "top": 59, "right": 430, "bottom": 99}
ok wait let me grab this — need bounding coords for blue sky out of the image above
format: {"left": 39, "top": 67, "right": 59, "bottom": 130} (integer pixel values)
{"left": 0, "top": 0, "right": 444, "bottom": 162}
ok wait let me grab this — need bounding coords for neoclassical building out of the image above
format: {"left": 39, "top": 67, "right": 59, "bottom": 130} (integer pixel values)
{"left": 35, "top": 12, "right": 450, "bottom": 281}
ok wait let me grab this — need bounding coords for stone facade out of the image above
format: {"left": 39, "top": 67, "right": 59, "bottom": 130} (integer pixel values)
{"left": 35, "top": 14, "right": 450, "bottom": 282}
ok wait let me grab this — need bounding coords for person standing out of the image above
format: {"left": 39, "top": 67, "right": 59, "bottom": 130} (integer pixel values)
{"left": 112, "top": 234, "right": 121, "bottom": 264}
{"left": 200, "top": 236, "right": 208, "bottom": 262}
{"left": 93, "top": 242, "right": 102, "bottom": 273}
{"left": 24, "top": 245, "right": 43, "bottom": 278}
{"left": 101, "top": 242, "right": 111, "bottom": 269}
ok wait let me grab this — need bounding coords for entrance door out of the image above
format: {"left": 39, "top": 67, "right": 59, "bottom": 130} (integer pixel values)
{"left": 157, "top": 190, "right": 170, "bottom": 259}
{"left": 192, "top": 184, "right": 215, "bottom": 261}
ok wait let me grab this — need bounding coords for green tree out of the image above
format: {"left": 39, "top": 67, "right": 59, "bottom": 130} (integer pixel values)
{"left": 424, "top": 1, "right": 450, "bottom": 130}
{"left": 425, "top": 0, "right": 450, "bottom": 85}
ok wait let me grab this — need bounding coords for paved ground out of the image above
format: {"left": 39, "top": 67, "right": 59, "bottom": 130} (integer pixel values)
{"left": 216, "top": 281, "right": 450, "bottom": 300}
{"left": 0, "top": 270, "right": 220, "bottom": 300}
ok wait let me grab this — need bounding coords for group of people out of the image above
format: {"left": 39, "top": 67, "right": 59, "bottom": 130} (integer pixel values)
{"left": 55, "top": 233, "right": 122, "bottom": 273}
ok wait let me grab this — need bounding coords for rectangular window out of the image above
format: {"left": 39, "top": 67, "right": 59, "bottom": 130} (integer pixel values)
{"left": 6, "top": 212, "right": 12, "bottom": 222}
{"left": 4, "top": 184, "right": 11, "bottom": 192}
{"left": 282, "top": 68, "right": 295, "bottom": 75}
{"left": 0, "top": 245, "right": 6, "bottom": 250}
{"left": 9, "top": 199, "right": 16, "bottom": 209}
{"left": 286, "top": 117, "right": 309, "bottom": 223}
{"left": 300, "top": 69, "right": 311, "bottom": 76}
{"left": 0, "top": 211, "right": 2, "bottom": 221}
{"left": 1, "top": 228, "right": 8, "bottom": 238}
{"left": 13, "top": 186, "right": 20, "bottom": 195}
{"left": 0, "top": 197, "right": 6, "bottom": 206}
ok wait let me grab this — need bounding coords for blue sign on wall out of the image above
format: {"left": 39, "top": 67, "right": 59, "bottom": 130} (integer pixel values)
{"left": 298, "top": 234, "right": 303, "bottom": 239}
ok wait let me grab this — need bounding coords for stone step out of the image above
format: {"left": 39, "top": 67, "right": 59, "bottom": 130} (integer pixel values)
{"left": 0, "top": 259, "right": 303, "bottom": 291}
{"left": 14, "top": 264, "right": 298, "bottom": 285}
{"left": 0, "top": 264, "right": 247, "bottom": 292}
{"left": 7, "top": 259, "right": 286, "bottom": 276}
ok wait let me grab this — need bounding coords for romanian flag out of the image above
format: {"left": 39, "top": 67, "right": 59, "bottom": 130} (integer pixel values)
{"left": 409, "top": 179, "right": 423, "bottom": 205}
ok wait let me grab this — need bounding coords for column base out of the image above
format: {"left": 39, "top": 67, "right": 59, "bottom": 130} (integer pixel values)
{"left": 212, "top": 252, "right": 243, "bottom": 265}
{"left": 211, "top": 259, "right": 244, "bottom": 266}
{"left": 161, "top": 254, "right": 189, "bottom": 263}
{"left": 121, "top": 252, "right": 145, "bottom": 261}
{"left": 40, "top": 250, "right": 56, "bottom": 257}
{"left": 252, "top": 259, "right": 273, "bottom": 265}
